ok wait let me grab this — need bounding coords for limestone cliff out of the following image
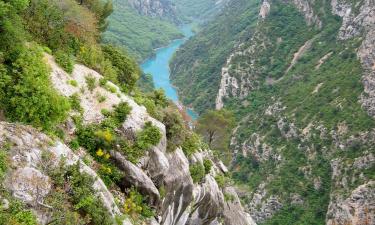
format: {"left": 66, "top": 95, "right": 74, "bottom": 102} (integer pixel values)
{"left": 0, "top": 55, "right": 255, "bottom": 225}
{"left": 127, "top": 0, "right": 180, "bottom": 24}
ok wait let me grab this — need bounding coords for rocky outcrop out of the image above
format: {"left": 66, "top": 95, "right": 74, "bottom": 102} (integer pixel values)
{"left": 110, "top": 150, "right": 161, "bottom": 205}
{"left": 331, "top": 0, "right": 375, "bottom": 118}
{"left": 46, "top": 55, "right": 256, "bottom": 225}
{"left": 292, "top": 0, "right": 322, "bottom": 28}
{"left": 0, "top": 122, "right": 131, "bottom": 224}
{"left": 259, "top": 0, "right": 271, "bottom": 19}
{"left": 223, "top": 187, "right": 257, "bottom": 225}
{"left": 127, "top": 0, "right": 180, "bottom": 24}
{"left": 326, "top": 181, "right": 375, "bottom": 225}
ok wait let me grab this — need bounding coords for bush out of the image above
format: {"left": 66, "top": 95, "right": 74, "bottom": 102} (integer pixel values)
{"left": 136, "top": 122, "right": 162, "bottom": 150}
{"left": 203, "top": 159, "right": 213, "bottom": 174}
{"left": 104, "top": 83, "right": 117, "bottom": 93}
{"left": 215, "top": 175, "right": 227, "bottom": 188}
{"left": 189, "top": 163, "right": 205, "bottom": 183}
{"left": 69, "top": 93, "right": 82, "bottom": 112}
{"left": 182, "top": 133, "right": 201, "bottom": 157}
{"left": 113, "top": 102, "right": 132, "bottom": 124}
{"left": 0, "top": 45, "right": 70, "bottom": 130}
{"left": 0, "top": 149, "right": 8, "bottom": 179}
{"left": 66, "top": 164, "right": 114, "bottom": 225}
{"left": 123, "top": 187, "right": 154, "bottom": 219}
{"left": 162, "top": 107, "right": 187, "bottom": 151}
{"left": 102, "top": 45, "right": 140, "bottom": 92}
{"left": 85, "top": 75, "right": 96, "bottom": 92}
{"left": 55, "top": 50, "right": 74, "bottom": 74}
{"left": 69, "top": 80, "right": 78, "bottom": 87}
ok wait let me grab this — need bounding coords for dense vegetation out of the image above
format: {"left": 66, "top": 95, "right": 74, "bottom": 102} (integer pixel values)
{"left": 170, "top": 0, "right": 261, "bottom": 113}
{"left": 104, "top": 0, "right": 183, "bottom": 61}
{"left": 174, "top": 0, "right": 224, "bottom": 22}
{"left": 170, "top": 0, "right": 375, "bottom": 224}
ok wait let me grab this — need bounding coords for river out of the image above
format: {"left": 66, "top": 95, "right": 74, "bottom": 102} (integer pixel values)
{"left": 141, "top": 25, "right": 198, "bottom": 120}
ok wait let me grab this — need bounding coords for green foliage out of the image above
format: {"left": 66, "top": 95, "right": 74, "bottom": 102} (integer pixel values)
{"left": 162, "top": 106, "right": 187, "bottom": 151}
{"left": 55, "top": 50, "right": 74, "bottom": 73}
{"left": 103, "top": 0, "right": 183, "bottom": 61}
{"left": 215, "top": 174, "right": 228, "bottom": 189}
{"left": 123, "top": 187, "right": 154, "bottom": 219}
{"left": 77, "top": 44, "right": 118, "bottom": 82}
{"left": 58, "top": 163, "right": 114, "bottom": 224}
{"left": 203, "top": 159, "right": 212, "bottom": 174}
{"left": 113, "top": 102, "right": 132, "bottom": 124}
{"left": 134, "top": 89, "right": 168, "bottom": 120}
{"left": 135, "top": 122, "right": 162, "bottom": 150}
{"left": 69, "top": 93, "right": 82, "bottom": 112}
{"left": 181, "top": 133, "right": 201, "bottom": 157}
{"left": 0, "top": 148, "right": 8, "bottom": 179}
{"left": 137, "top": 73, "right": 154, "bottom": 93}
{"left": 13, "top": 211, "right": 38, "bottom": 225}
{"left": 189, "top": 163, "right": 205, "bottom": 183}
{"left": 0, "top": 45, "right": 70, "bottom": 130}
{"left": 195, "top": 109, "right": 235, "bottom": 162}
{"left": 0, "top": 0, "right": 28, "bottom": 61}
{"left": 170, "top": 0, "right": 260, "bottom": 112}
{"left": 85, "top": 75, "right": 97, "bottom": 92}
{"left": 102, "top": 44, "right": 140, "bottom": 92}
{"left": 69, "top": 80, "right": 78, "bottom": 87}
{"left": 104, "top": 83, "right": 117, "bottom": 93}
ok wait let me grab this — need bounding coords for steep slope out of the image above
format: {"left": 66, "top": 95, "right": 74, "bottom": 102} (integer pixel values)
{"left": 128, "top": 0, "right": 181, "bottom": 24}
{"left": 1, "top": 53, "right": 256, "bottom": 225}
{"left": 171, "top": 0, "right": 375, "bottom": 224}
{"left": 170, "top": 0, "right": 261, "bottom": 112}
{"left": 173, "top": 0, "right": 229, "bottom": 22}
{"left": 104, "top": 0, "right": 183, "bottom": 61}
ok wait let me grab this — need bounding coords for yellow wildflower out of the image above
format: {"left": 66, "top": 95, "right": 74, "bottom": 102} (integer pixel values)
{"left": 96, "top": 149, "right": 104, "bottom": 157}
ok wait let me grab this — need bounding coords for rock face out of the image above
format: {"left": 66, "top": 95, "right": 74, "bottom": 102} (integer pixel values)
{"left": 1, "top": 55, "right": 255, "bottom": 225}
{"left": 326, "top": 181, "right": 375, "bottom": 225}
{"left": 0, "top": 122, "right": 130, "bottom": 224}
{"left": 127, "top": 0, "right": 180, "bottom": 24}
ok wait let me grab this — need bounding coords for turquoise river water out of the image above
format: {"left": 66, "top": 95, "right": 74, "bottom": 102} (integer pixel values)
{"left": 141, "top": 25, "right": 198, "bottom": 120}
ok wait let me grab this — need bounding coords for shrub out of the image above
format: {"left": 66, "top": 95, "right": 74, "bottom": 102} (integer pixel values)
{"left": 69, "top": 80, "right": 78, "bottom": 87}
{"left": 113, "top": 102, "right": 132, "bottom": 124}
{"left": 69, "top": 138, "right": 80, "bottom": 151}
{"left": 136, "top": 122, "right": 162, "bottom": 150}
{"left": 13, "top": 211, "right": 38, "bottom": 225}
{"left": 0, "top": 45, "right": 70, "bottom": 130}
{"left": 55, "top": 50, "right": 74, "bottom": 74}
{"left": 203, "top": 159, "right": 213, "bottom": 174}
{"left": 162, "top": 107, "right": 187, "bottom": 151}
{"left": 182, "top": 133, "right": 201, "bottom": 157}
{"left": 69, "top": 93, "right": 82, "bottom": 112}
{"left": 123, "top": 187, "right": 154, "bottom": 219}
{"left": 66, "top": 164, "right": 114, "bottom": 225}
{"left": 215, "top": 175, "right": 227, "bottom": 188}
{"left": 189, "top": 163, "right": 205, "bottom": 183}
{"left": 0, "top": 150, "right": 8, "bottom": 178}
{"left": 85, "top": 75, "right": 96, "bottom": 92}
{"left": 102, "top": 44, "right": 140, "bottom": 92}
{"left": 98, "top": 163, "right": 123, "bottom": 187}
{"left": 104, "top": 83, "right": 117, "bottom": 93}
{"left": 97, "top": 94, "right": 107, "bottom": 103}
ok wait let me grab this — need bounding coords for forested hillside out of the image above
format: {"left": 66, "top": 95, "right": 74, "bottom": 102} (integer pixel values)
{"left": 0, "top": 0, "right": 255, "bottom": 224}
{"left": 171, "top": 0, "right": 375, "bottom": 224}
{"left": 104, "top": 0, "right": 183, "bottom": 61}
{"left": 170, "top": 0, "right": 261, "bottom": 112}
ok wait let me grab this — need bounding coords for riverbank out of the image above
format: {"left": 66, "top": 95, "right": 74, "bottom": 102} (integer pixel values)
{"left": 141, "top": 24, "right": 198, "bottom": 120}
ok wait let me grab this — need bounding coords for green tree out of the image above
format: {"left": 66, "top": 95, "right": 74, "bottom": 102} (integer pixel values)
{"left": 195, "top": 109, "right": 235, "bottom": 152}
{"left": 102, "top": 44, "right": 140, "bottom": 92}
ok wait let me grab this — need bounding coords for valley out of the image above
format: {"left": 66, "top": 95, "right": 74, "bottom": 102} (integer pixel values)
{"left": 0, "top": 0, "right": 374, "bottom": 225}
